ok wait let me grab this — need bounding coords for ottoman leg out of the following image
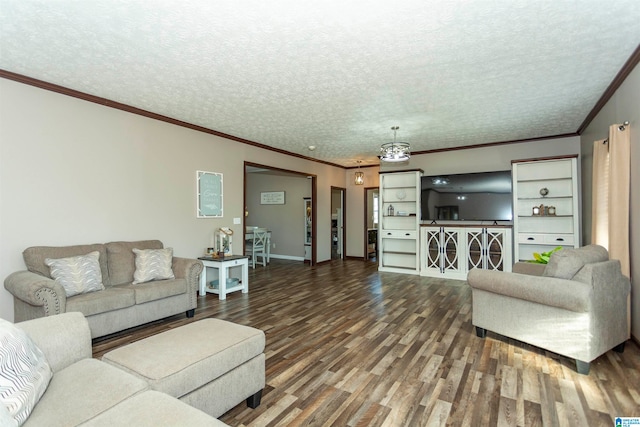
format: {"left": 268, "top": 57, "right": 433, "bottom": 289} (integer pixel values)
{"left": 186, "top": 309, "right": 195, "bottom": 318}
{"left": 246, "top": 389, "right": 262, "bottom": 409}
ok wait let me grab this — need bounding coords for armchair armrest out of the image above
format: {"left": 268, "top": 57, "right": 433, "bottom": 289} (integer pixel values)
{"left": 4, "top": 270, "right": 67, "bottom": 316}
{"left": 467, "top": 268, "right": 591, "bottom": 312}
{"left": 512, "top": 262, "right": 546, "bottom": 276}
{"left": 16, "top": 312, "right": 92, "bottom": 373}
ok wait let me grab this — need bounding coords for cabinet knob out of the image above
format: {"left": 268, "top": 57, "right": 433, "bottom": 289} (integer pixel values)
{"left": 527, "top": 237, "right": 535, "bottom": 241}
{"left": 556, "top": 238, "right": 564, "bottom": 242}
{"left": 405, "top": 233, "right": 410, "bottom": 236}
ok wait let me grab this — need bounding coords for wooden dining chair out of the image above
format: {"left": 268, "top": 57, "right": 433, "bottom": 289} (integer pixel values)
{"left": 245, "top": 228, "right": 268, "bottom": 268}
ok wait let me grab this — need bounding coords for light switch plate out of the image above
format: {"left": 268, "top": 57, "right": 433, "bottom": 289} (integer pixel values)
{"left": 233, "top": 217, "right": 241, "bottom": 224}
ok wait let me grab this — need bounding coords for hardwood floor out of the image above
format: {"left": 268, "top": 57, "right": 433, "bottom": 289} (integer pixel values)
{"left": 92, "top": 259, "right": 640, "bottom": 426}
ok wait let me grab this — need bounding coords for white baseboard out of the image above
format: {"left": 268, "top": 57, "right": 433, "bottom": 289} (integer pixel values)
{"left": 269, "top": 254, "right": 305, "bottom": 261}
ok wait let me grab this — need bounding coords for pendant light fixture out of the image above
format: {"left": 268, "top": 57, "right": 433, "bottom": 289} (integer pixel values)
{"left": 380, "top": 126, "right": 410, "bottom": 162}
{"left": 354, "top": 161, "right": 364, "bottom": 185}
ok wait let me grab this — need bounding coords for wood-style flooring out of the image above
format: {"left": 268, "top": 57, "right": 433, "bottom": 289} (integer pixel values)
{"left": 92, "top": 258, "right": 640, "bottom": 426}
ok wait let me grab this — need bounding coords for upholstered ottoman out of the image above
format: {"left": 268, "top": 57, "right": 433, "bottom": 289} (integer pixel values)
{"left": 102, "top": 319, "right": 265, "bottom": 418}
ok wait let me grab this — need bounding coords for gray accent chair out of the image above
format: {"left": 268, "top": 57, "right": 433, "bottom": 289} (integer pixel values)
{"left": 467, "top": 245, "right": 630, "bottom": 374}
{"left": 5, "top": 240, "right": 203, "bottom": 338}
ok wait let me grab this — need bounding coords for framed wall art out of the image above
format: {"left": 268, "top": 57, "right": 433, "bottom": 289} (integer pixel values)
{"left": 260, "top": 191, "right": 285, "bottom": 205}
{"left": 197, "top": 171, "right": 223, "bottom": 217}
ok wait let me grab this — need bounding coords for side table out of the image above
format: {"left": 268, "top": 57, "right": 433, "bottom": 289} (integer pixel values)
{"left": 198, "top": 255, "right": 249, "bottom": 300}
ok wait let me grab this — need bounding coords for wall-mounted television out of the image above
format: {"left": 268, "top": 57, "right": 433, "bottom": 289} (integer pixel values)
{"left": 421, "top": 170, "right": 513, "bottom": 222}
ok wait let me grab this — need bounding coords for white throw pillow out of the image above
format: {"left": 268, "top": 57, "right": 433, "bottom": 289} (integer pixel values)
{"left": 44, "top": 251, "right": 105, "bottom": 297}
{"left": 0, "top": 403, "right": 18, "bottom": 427}
{"left": 132, "top": 248, "right": 175, "bottom": 284}
{"left": 0, "top": 319, "right": 52, "bottom": 426}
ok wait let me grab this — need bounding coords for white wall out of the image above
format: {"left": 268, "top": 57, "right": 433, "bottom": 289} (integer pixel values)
{"left": 0, "top": 78, "right": 346, "bottom": 321}
{"left": 580, "top": 61, "right": 639, "bottom": 340}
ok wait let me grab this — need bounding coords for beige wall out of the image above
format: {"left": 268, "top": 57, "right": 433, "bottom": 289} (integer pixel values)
{"left": 345, "top": 166, "right": 379, "bottom": 259}
{"left": 3, "top": 74, "right": 624, "bottom": 334}
{"left": 382, "top": 136, "right": 581, "bottom": 176}
{"left": 343, "top": 137, "right": 581, "bottom": 259}
{"left": 580, "top": 61, "right": 639, "bottom": 340}
{"left": 0, "top": 79, "right": 346, "bottom": 321}
{"left": 245, "top": 173, "right": 311, "bottom": 259}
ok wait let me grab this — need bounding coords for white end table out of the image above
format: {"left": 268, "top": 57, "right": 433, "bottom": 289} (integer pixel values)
{"left": 198, "top": 255, "right": 249, "bottom": 300}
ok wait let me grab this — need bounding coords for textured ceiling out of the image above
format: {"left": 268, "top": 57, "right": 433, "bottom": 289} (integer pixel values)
{"left": 1, "top": 1, "right": 639, "bottom": 167}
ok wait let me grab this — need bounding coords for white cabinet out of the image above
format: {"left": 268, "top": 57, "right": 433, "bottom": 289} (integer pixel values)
{"left": 420, "top": 226, "right": 512, "bottom": 279}
{"left": 379, "top": 170, "right": 422, "bottom": 274}
{"left": 512, "top": 156, "right": 580, "bottom": 262}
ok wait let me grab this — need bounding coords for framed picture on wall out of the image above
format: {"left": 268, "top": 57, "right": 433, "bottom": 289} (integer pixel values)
{"left": 197, "top": 171, "right": 223, "bottom": 217}
{"left": 260, "top": 191, "right": 285, "bottom": 205}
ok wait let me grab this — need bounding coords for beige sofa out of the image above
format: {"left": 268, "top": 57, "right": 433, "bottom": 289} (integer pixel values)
{"left": 5, "top": 240, "right": 203, "bottom": 338}
{"left": 9, "top": 312, "right": 228, "bottom": 427}
{"left": 467, "top": 245, "right": 630, "bottom": 374}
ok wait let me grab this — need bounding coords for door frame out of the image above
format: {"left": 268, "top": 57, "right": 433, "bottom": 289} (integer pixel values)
{"left": 244, "top": 162, "right": 317, "bottom": 266}
{"left": 364, "top": 186, "right": 379, "bottom": 260}
{"left": 330, "top": 186, "right": 346, "bottom": 260}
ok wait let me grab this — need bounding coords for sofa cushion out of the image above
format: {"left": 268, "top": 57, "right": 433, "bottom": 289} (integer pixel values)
{"left": 24, "top": 358, "right": 148, "bottom": 427}
{"left": 66, "top": 287, "right": 135, "bottom": 317}
{"left": 543, "top": 245, "right": 609, "bottom": 280}
{"left": 132, "top": 248, "right": 175, "bottom": 284}
{"left": 44, "top": 251, "right": 105, "bottom": 297}
{"left": 80, "top": 390, "right": 229, "bottom": 427}
{"left": 23, "top": 244, "right": 110, "bottom": 287}
{"left": 116, "top": 279, "right": 186, "bottom": 305}
{"left": 102, "top": 319, "right": 265, "bottom": 399}
{"left": 0, "top": 319, "right": 52, "bottom": 426}
{"left": 105, "top": 240, "right": 164, "bottom": 286}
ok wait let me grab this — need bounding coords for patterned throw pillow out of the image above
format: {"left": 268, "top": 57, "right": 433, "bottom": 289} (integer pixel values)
{"left": 0, "top": 319, "right": 52, "bottom": 426}
{"left": 132, "top": 248, "right": 175, "bottom": 284}
{"left": 44, "top": 251, "right": 105, "bottom": 297}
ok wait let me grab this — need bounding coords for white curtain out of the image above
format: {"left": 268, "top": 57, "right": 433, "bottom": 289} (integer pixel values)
{"left": 591, "top": 123, "right": 631, "bottom": 277}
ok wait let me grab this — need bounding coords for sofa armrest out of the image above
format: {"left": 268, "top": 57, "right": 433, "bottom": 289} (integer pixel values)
{"left": 467, "top": 268, "right": 591, "bottom": 312}
{"left": 4, "top": 270, "right": 67, "bottom": 315}
{"left": 172, "top": 257, "right": 203, "bottom": 282}
{"left": 15, "top": 312, "right": 92, "bottom": 373}
{"left": 172, "top": 257, "right": 203, "bottom": 299}
{"left": 574, "top": 260, "right": 630, "bottom": 339}
{"left": 512, "top": 262, "right": 546, "bottom": 276}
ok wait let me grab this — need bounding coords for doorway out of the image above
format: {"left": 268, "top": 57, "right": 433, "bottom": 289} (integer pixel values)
{"left": 244, "top": 162, "right": 317, "bottom": 266}
{"left": 331, "top": 187, "right": 345, "bottom": 260}
{"left": 364, "top": 187, "right": 379, "bottom": 261}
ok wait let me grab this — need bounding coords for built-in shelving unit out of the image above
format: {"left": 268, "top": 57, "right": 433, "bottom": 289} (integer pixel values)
{"left": 378, "top": 170, "right": 422, "bottom": 274}
{"left": 512, "top": 155, "right": 580, "bottom": 262}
